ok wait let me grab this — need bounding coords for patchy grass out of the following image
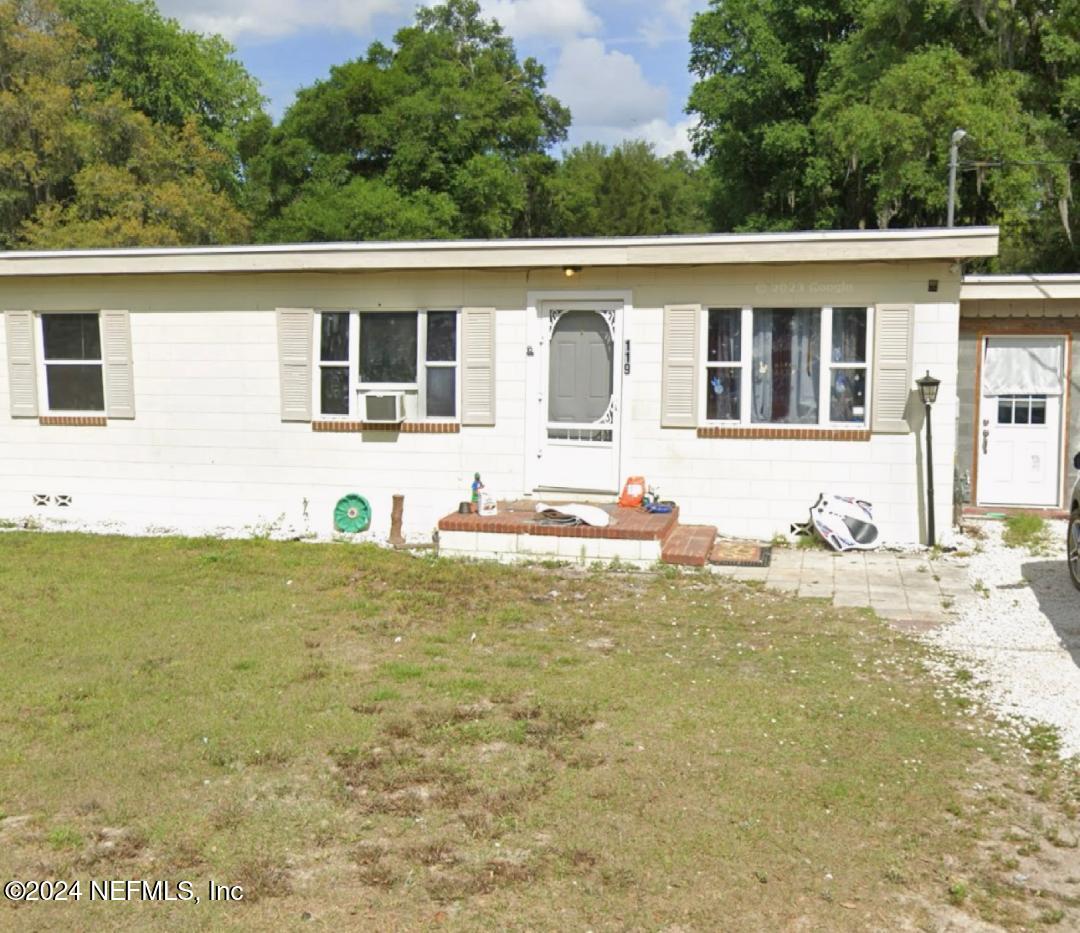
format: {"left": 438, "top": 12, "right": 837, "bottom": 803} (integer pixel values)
{"left": 0, "top": 533, "right": 1076, "bottom": 930}
{"left": 1003, "top": 514, "right": 1052, "bottom": 553}
{"left": 796, "top": 530, "right": 830, "bottom": 550}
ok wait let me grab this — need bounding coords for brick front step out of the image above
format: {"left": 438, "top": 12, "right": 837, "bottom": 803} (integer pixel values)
{"left": 438, "top": 501, "right": 678, "bottom": 541}
{"left": 661, "top": 524, "right": 718, "bottom": 567}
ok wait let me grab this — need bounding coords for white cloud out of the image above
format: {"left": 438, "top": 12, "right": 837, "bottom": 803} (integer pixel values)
{"left": 638, "top": 0, "right": 706, "bottom": 48}
{"left": 634, "top": 117, "right": 695, "bottom": 156}
{"left": 564, "top": 117, "right": 695, "bottom": 156}
{"left": 156, "top": 0, "right": 414, "bottom": 41}
{"left": 550, "top": 37, "right": 668, "bottom": 129}
{"left": 481, "top": 0, "right": 601, "bottom": 41}
{"left": 158, "top": 0, "right": 601, "bottom": 42}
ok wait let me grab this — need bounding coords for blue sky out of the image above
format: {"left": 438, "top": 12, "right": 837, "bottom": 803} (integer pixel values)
{"left": 156, "top": 0, "right": 710, "bottom": 155}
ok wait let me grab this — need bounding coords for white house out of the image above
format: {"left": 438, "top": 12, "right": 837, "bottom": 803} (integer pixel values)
{"left": 0, "top": 228, "right": 999, "bottom": 557}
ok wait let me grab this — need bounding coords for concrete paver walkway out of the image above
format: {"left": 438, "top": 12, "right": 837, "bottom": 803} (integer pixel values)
{"left": 714, "top": 547, "right": 971, "bottom": 628}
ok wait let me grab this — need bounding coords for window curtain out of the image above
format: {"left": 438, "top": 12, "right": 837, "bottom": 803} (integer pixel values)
{"left": 752, "top": 309, "right": 820, "bottom": 424}
{"left": 982, "top": 338, "right": 1063, "bottom": 396}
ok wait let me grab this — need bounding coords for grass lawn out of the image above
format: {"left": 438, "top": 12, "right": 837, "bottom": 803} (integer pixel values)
{"left": 0, "top": 533, "right": 1077, "bottom": 931}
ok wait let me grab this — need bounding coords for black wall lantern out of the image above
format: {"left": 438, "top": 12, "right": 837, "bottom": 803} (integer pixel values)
{"left": 916, "top": 371, "right": 941, "bottom": 547}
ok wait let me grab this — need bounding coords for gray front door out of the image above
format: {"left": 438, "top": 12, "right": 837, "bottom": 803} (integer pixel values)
{"left": 548, "top": 310, "right": 614, "bottom": 428}
{"left": 533, "top": 303, "right": 622, "bottom": 493}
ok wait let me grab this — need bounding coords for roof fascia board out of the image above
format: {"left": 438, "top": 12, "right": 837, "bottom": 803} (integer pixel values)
{"left": 961, "top": 274, "right": 1080, "bottom": 302}
{"left": 0, "top": 228, "right": 999, "bottom": 278}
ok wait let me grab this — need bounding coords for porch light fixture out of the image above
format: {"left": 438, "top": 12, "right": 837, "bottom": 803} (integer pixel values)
{"left": 916, "top": 371, "right": 941, "bottom": 547}
{"left": 563, "top": 266, "right": 582, "bottom": 278}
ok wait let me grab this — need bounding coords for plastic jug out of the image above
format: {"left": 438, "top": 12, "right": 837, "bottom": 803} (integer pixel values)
{"left": 619, "top": 476, "right": 646, "bottom": 508}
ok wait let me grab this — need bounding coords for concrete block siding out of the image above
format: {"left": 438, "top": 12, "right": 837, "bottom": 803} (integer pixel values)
{"left": 0, "top": 261, "right": 958, "bottom": 544}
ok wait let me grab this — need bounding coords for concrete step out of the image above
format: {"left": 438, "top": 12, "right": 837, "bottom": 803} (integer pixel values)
{"left": 661, "top": 524, "right": 718, "bottom": 567}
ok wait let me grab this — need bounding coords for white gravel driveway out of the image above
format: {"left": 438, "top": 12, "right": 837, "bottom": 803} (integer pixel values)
{"left": 926, "top": 519, "right": 1080, "bottom": 758}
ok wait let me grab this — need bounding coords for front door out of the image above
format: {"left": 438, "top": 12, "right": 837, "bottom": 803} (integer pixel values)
{"left": 977, "top": 336, "right": 1066, "bottom": 507}
{"left": 532, "top": 302, "right": 622, "bottom": 492}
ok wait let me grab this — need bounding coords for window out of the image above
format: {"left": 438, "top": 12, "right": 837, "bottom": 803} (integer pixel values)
{"left": 40, "top": 313, "right": 104, "bottom": 412}
{"left": 701, "top": 306, "right": 871, "bottom": 427}
{"left": 705, "top": 309, "right": 741, "bottom": 421}
{"left": 316, "top": 310, "right": 459, "bottom": 419}
{"left": 997, "top": 394, "right": 1047, "bottom": 426}
{"left": 359, "top": 312, "right": 417, "bottom": 384}
{"left": 752, "top": 308, "right": 820, "bottom": 424}
{"left": 828, "top": 307, "right": 868, "bottom": 424}
{"left": 319, "top": 313, "right": 349, "bottom": 415}
{"left": 424, "top": 311, "right": 457, "bottom": 418}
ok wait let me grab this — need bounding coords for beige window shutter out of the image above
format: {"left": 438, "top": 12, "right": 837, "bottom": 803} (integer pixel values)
{"left": 461, "top": 307, "right": 496, "bottom": 426}
{"left": 102, "top": 309, "right": 135, "bottom": 419}
{"left": 871, "top": 304, "right": 915, "bottom": 433}
{"left": 4, "top": 310, "right": 38, "bottom": 418}
{"left": 277, "top": 307, "right": 314, "bottom": 422}
{"left": 661, "top": 304, "right": 701, "bottom": 428}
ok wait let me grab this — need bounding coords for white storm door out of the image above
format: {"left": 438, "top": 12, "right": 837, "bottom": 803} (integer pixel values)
{"left": 977, "top": 336, "right": 1065, "bottom": 507}
{"left": 534, "top": 303, "right": 623, "bottom": 492}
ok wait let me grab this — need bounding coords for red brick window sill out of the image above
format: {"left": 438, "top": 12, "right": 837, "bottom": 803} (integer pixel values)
{"left": 697, "top": 425, "right": 871, "bottom": 441}
{"left": 312, "top": 421, "right": 461, "bottom": 434}
{"left": 38, "top": 415, "right": 108, "bottom": 427}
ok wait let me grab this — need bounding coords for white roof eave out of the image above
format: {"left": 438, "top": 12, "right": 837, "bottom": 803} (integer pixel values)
{"left": 961, "top": 273, "right": 1080, "bottom": 301}
{"left": 0, "top": 227, "right": 999, "bottom": 278}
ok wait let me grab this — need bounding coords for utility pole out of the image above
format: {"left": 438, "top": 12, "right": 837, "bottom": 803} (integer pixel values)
{"left": 947, "top": 128, "right": 968, "bottom": 227}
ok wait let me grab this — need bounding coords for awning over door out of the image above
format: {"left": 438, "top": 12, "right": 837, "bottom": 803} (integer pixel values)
{"left": 982, "top": 337, "right": 1064, "bottom": 396}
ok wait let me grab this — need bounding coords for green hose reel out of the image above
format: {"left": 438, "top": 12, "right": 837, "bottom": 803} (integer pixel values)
{"left": 333, "top": 494, "right": 372, "bottom": 534}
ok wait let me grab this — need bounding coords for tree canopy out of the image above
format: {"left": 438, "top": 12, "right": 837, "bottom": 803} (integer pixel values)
{"left": 246, "top": 0, "right": 571, "bottom": 242}
{"left": 546, "top": 142, "right": 709, "bottom": 237}
{"left": 56, "top": 0, "right": 265, "bottom": 178}
{"left": 0, "top": 0, "right": 250, "bottom": 248}
{"left": 688, "top": 0, "right": 1080, "bottom": 270}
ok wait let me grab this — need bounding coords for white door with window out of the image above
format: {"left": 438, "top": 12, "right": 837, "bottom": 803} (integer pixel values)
{"left": 977, "top": 336, "right": 1066, "bottom": 507}
{"left": 529, "top": 301, "right": 623, "bottom": 493}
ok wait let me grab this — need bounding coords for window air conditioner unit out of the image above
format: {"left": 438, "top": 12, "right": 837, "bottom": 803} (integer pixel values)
{"left": 363, "top": 392, "right": 406, "bottom": 424}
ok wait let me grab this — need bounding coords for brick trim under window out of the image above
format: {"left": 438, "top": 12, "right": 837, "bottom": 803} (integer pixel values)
{"left": 312, "top": 420, "right": 460, "bottom": 434}
{"left": 38, "top": 415, "right": 107, "bottom": 427}
{"left": 697, "top": 425, "right": 870, "bottom": 441}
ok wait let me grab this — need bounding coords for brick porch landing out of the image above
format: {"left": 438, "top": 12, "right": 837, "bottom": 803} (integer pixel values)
{"left": 438, "top": 501, "right": 679, "bottom": 540}
{"left": 437, "top": 500, "right": 699, "bottom": 567}
{"left": 434, "top": 503, "right": 730, "bottom": 570}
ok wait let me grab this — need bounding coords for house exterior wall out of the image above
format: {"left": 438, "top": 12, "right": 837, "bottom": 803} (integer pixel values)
{"left": 0, "top": 261, "right": 957, "bottom": 544}
{"left": 956, "top": 316, "right": 1080, "bottom": 509}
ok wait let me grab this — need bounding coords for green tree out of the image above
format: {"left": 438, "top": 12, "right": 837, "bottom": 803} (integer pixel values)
{"left": 688, "top": 0, "right": 860, "bottom": 232}
{"left": 56, "top": 0, "right": 266, "bottom": 185}
{"left": 247, "top": 0, "right": 570, "bottom": 241}
{"left": 548, "top": 141, "right": 709, "bottom": 236}
{"left": 0, "top": 0, "right": 249, "bottom": 248}
{"left": 688, "top": 0, "right": 1079, "bottom": 271}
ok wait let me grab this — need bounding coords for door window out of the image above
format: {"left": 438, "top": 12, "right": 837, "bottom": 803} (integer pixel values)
{"left": 996, "top": 394, "right": 1047, "bottom": 426}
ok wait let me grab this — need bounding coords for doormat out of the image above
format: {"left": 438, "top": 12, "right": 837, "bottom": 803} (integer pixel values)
{"left": 708, "top": 540, "right": 772, "bottom": 568}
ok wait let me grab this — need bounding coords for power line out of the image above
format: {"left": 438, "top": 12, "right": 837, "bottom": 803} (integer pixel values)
{"left": 960, "top": 158, "right": 1080, "bottom": 168}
